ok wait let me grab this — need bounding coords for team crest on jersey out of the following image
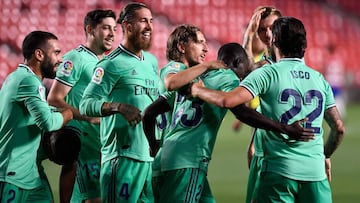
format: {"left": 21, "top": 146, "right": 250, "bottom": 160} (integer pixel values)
{"left": 92, "top": 67, "right": 104, "bottom": 84}
{"left": 38, "top": 85, "right": 46, "bottom": 101}
{"left": 60, "top": 60, "right": 74, "bottom": 76}
{"left": 171, "top": 63, "right": 181, "bottom": 69}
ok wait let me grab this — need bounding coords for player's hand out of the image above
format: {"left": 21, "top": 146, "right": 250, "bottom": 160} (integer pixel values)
{"left": 118, "top": 104, "right": 142, "bottom": 126}
{"left": 205, "top": 60, "right": 227, "bottom": 70}
{"left": 285, "top": 118, "right": 315, "bottom": 141}
{"left": 246, "top": 7, "right": 266, "bottom": 36}
{"left": 325, "top": 158, "right": 331, "bottom": 182}
{"left": 190, "top": 80, "right": 204, "bottom": 98}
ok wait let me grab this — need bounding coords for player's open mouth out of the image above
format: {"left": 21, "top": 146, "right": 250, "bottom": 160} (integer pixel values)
{"left": 142, "top": 32, "right": 151, "bottom": 39}
{"left": 105, "top": 38, "right": 113, "bottom": 46}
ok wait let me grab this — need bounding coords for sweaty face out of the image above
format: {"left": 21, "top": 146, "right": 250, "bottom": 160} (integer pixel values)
{"left": 40, "top": 39, "right": 62, "bottom": 79}
{"left": 127, "top": 8, "right": 153, "bottom": 51}
{"left": 257, "top": 14, "right": 279, "bottom": 48}
{"left": 92, "top": 17, "right": 117, "bottom": 52}
{"left": 183, "top": 31, "right": 208, "bottom": 67}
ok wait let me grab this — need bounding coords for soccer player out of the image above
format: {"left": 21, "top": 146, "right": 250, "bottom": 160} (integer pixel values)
{"left": 0, "top": 31, "right": 73, "bottom": 202}
{"left": 143, "top": 24, "right": 226, "bottom": 202}
{"left": 79, "top": 2, "right": 158, "bottom": 202}
{"left": 143, "top": 24, "right": 314, "bottom": 202}
{"left": 241, "top": 6, "right": 282, "bottom": 203}
{"left": 191, "top": 17, "right": 345, "bottom": 202}
{"left": 47, "top": 9, "right": 117, "bottom": 203}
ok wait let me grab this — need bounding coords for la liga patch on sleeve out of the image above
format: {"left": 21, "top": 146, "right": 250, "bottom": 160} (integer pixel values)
{"left": 92, "top": 67, "right": 104, "bottom": 84}
{"left": 60, "top": 60, "right": 74, "bottom": 76}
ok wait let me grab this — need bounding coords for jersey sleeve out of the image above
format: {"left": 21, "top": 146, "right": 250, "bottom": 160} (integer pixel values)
{"left": 201, "top": 69, "right": 239, "bottom": 92}
{"left": 18, "top": 77, "right": 63, "bottom": 132}
{"left": 55, "top": 51, "right": 82, "bottom": 87}
{"left": 323, "top": 76, "right": 336, "bottom": 110}
{"left": 240, "top": 65, "right": 273, "bottom": 97}
{"left": 80, "top": 59, "right": 120, "bottom": 117}
{"left": 159, "top": 62, "right": 187, "bottom": 81}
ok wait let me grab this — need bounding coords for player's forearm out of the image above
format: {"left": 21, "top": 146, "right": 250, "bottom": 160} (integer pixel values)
{"left": 243, "top": 33, "right": 255, "bottom": 60}
{"left": 143, "top": 97, "right": 170, "bottom": 156}
{"left": 165, "top": 65, "right": 207, "bottom": 91}
{"left": 230, "top": 104, "right": 284, "bottom": 133}
{"left": 48, "top": 98, "right": 86, "bottom": 121}
{"left": 192, "top": 86, "right": 229, "bottom": 107}
{"left": 79, "top": 95, "right": 104, "bottom": 117}
{"left": 324, "top": 107, "right": 345, "bottom": 158}
{"left": 101, "top": 102, "right": 123, "bottom": 116}
{"left": 60, "top": 108, "right": 73, "bottom": 127}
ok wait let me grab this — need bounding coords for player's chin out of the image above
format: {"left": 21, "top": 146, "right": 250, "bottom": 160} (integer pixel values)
{"left": 104, "top": 40, "right": 113, "bottom": 50}
{"left": 198, "top": 58, "right": 206, "bottom": 64}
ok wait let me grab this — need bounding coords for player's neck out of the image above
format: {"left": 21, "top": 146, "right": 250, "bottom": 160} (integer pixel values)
{"left": 121, "top": 40, "right": 142, "bottom": 58}
{"left": 85, "top": 42, "right": 105, "bottom": 59}
{"left": 23, "top": 60, "right": 43, "bottom": 80}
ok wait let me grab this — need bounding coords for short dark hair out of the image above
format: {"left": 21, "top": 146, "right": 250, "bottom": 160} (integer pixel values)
{"left": 22, "top": 31, "right": 58, "bottom": 60}
{"left": 117, "top": 2, "right": 149, "bottom": 29}
{"left": 84, "top": 9, "right": 116, "bottom": 32}
{"left": 217, "top": 42, "right": 250, "bottom": 79}
{"left": 166, "top": 24, "right": 201, "bottom": 61}
{"left": 272, "top": 17, "right": 307, "bottom": 58}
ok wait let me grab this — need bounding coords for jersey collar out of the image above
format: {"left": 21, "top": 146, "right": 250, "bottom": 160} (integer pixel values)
{"left": 279, "top": 58, "right": 304, "bottom": 63}
{"left": 79, "top": 45, "right": 99, "bottom": 59}
{"left": 19, "top": 64, "right": 36, "bottom": 75}
{"left": 119, "top": 44, "right": 144, "bottom": 61}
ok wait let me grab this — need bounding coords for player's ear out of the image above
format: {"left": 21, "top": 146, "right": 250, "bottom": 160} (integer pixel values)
{"left": 34, "top": 48, "right": 44, "bottom": 61}
{"left": 177, "top": 43, "right": 185, "bottom": 54}
{"left": 124, "top": 21, "right": 132, "bottom": 33}
{"left": 85, "top": 25, "right": 93, "bottom": 35}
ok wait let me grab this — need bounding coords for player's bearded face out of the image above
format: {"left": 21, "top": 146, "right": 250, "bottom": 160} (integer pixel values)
{"left": 128, "top": 8, "right": 153, "bottom": 51}
{"left": 129, "top": 24, "right": 152, "bottom": 51}
{"left": 40, "top": 54, "right": 57, "bottom": 79}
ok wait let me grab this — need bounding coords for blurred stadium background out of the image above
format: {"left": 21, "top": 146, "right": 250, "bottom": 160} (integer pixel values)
{"left": 1, "top": 0, "right": 360, "bottom": 94}
{"left": 1, "top": 0, "right": 359, "bottom": 202}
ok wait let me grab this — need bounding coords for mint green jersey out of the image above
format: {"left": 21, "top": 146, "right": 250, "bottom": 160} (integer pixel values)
{"left": 160, "top": 61, "right": 239, "bottom": 172}
{"left": 0, "top": 64, "right": 64, "bottom": 189}
{"left": 56, "top": 45, "right": 102, "bottom": 201}
{"left": 80, "top": 45, "right": 160, "bottom": 163}
{"left": 253, "top": 59, "right": 274, "bottom": 157}
{"left": 56, "top": 45, "right": 101, "bottom": 160}
{"left": 241, "top": 58, "right": 335, "bottom": 181}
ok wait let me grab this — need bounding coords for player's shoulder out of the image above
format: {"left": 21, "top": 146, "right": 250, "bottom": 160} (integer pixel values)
{"left": 5, "top": 66, "right": 40, "bottom": 88}
{"left": 64, "top": 46, "right": 96, "bottom": 61}
{"left": 202, "top": 69, "right": 239, "bottom": 90}
{"left": 143, "top": 51, "right": 158, "bottom": 67}
{"left": 160, "top": 61, "right": 186, "bottom": 75}
{"left": 162, "top": 61, "right": 186, "bottom": 70}
{"left": 143, "top": 51, "right": 157, "bottom": 60}
{"left": 18, "top": 70, "right": 42, "bottom": 86}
